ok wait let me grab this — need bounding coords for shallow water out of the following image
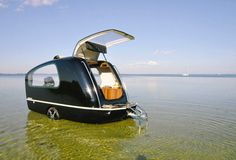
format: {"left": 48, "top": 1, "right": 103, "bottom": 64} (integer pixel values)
{"left": 0, "top": 75, "right": 236, "bottom": 159}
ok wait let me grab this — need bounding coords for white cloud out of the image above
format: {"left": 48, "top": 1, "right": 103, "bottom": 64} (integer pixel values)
{"left": 17, "top": 0, "right": 58, "bottom": 11}
{"left": 129, "top": 60, "right": 159, "bottom": 66}
{"left": 119, "top": 60, "right": 160, "bottom": 74}
{"left": 153, "top": 49, "right": 176, "bottom": 55}
{"left": 147, "top": 60, "right": 158, "bottom": 65}
{"left": 22, "top": 0, "right": 58, "bottom": 7}
{"left": 0, "top": 0, "right": 8, "bottom": 9}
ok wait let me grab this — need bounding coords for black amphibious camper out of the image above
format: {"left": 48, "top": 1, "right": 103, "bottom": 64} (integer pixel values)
{"left": 25, "top": 29, "right": 147, "bottom": 123}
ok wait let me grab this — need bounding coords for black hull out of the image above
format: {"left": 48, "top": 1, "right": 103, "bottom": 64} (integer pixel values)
{"left": 61, "top": 107, "right": 128, "bottom": 123}
{"left": 27, "top": 101, "right": 128, "bottom": 123}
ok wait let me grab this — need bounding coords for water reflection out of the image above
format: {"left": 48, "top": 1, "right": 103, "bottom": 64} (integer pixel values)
{"left": 25, "top": 111, "right": 144, "bottom": 159}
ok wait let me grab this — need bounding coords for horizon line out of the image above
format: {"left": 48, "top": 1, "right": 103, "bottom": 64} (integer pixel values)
{"left": 1, "top": 73, "right": 236, "bottom": 77}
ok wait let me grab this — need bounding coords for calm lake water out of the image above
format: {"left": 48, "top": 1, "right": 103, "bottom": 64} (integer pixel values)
{"left": 0, "top": 75, "right": 236, "bottom": 160}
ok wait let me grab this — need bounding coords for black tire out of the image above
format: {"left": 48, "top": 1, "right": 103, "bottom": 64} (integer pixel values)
{"left": 47, "top": 107, "right": 60, "bottom": 120}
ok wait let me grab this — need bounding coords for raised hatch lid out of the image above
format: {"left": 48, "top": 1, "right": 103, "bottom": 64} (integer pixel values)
{"left": 72, "top": 29, "right": 134, "bottom": 61}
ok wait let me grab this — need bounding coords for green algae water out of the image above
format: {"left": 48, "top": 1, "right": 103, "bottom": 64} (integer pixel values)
{"left": 0, "top": 75, "right": 236, "bottom": 159}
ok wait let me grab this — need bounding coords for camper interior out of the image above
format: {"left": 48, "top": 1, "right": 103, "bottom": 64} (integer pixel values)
{"left": 89, "top": 61, "right": 123, "bottom": 100}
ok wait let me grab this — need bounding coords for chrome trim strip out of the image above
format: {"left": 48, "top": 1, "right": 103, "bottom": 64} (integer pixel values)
{"left": 81, "top": 61, "right": 101, "bottom": 107}
{"left": 26, "top": 97, "right": 126, "bottom": 111}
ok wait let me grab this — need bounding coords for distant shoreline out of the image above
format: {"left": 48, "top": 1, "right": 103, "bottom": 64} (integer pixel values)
{"left": 1, "top": 73, "right": 236, "bottom": 78}
{"left": 121, "top": 74, "right": 236, "bottom": 78}
{"left": 0, "top": 73, "right": 26, "bottom": 76}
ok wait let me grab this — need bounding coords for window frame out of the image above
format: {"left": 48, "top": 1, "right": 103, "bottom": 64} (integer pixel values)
{"left": 27, "top": 62, "right": 60, "bottom": 89}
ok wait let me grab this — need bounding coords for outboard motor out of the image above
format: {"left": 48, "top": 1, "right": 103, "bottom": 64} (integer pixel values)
{"left": 127, "top": 104, "right": 148, "bottom": 134}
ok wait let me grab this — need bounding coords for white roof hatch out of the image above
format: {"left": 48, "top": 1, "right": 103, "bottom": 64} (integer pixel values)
{"left": 73, "top": 29, "right": 134, "bottom": 61}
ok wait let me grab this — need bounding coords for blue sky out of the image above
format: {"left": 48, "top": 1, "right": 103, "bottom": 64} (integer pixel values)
{"left": 0, "top": 0, "right": 236, "bottom": 74}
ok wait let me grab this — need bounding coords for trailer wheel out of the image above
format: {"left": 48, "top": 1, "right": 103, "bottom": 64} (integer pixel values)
{"left": 47, "top": 107, "right": 60, "bottom": 120}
